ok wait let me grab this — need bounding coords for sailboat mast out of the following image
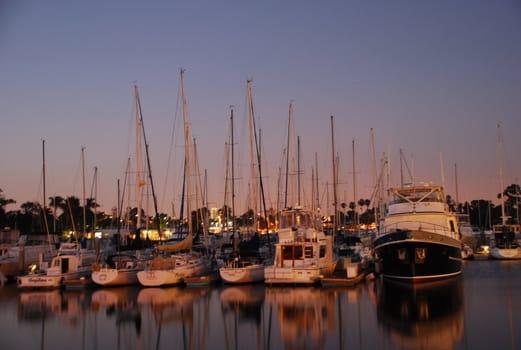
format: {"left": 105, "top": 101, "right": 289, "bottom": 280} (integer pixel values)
{"left": 330, "top": 116, "right": 338, "bottom": 233}
{"left": 284, "top": 102, "right": 293, "bottom": 208}
{"left": 352, "top": 139, "right": 357, "bottom": 228}
{"left": 454, "top": 163, "right": 459, "bottom": 206}
{"left": 247, "top": 80, "right": 258, "bottom": 225}
{"left": 82, "top": 147, "right": 86, "bottom": 235}
{"left": 498, "top": 123, "right": 506, "bottom": 225}
{"left": 134, "top": 88, "right": 143, "bottom": 230}
{"left": 181, "top": 69, "right": 192, "bottom": 235}
{"left": 315, "top": 152, "right": 320, "bottom": 212}
{"left": 134, "top": 85, "right": 161, "bottom": 236}
{"left": 230, "top": 109, "right": 235, "bottom": 232}
{"left": 248, "top": 80, "right": 269, "bottom": 232}
{"left": 297, "top": 136, "right": 301, "bottom": 207}
{"left": 42, "top": 140, "right": 52, "bottom": 251}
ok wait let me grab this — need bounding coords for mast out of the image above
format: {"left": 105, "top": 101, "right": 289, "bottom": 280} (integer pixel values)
{"left": 82, "top": 147, "right": 86, "bottom": 235}
{"left": 134, "top": 89, "right": 143, "bottom": 230}
{"left": 454, "top": 163, "right": 459, "bottom": 206}
{"left": 352, "top": 139, "right": 357, "bottom": 228}
{"left": 297, "top": 135, "right": 301, "bottom": 207}
{"left": 134, "top": 84, "right": 161, "bottom": 237}
{"left": 330, "top": 116, "right": 338, "bottom": 233}
{"left": 246, "top": 80, "right": 258, "bottom": 226}
{"left": 42, "top": 140, "right": 52, "bottom": 252}
{"left": 230, "top": 109, "right": 235, "bottom": 232}
{"left": 180, "top": 69, "right": 192, "bottom": 236}
{"left": 247, "top": 80, "right": 269, "bottom": 233}
{"left": 370, "top": 128, "right": 378, "bottom": 226}
{"left": 91, "top": 166, "right": 98, "bottom": 247}
{"left": 284, "top": 102, "right": 293, "bottom": 208}
{"left": 315, "top": 152, "right": 320, "bottom": 212}
{"left": 498, "top": 123, "right": 506, "bottom": 226}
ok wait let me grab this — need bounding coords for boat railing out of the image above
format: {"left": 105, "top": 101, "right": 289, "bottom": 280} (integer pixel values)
{"left": 382, "top": 221, "right": 458, "bottom": 238}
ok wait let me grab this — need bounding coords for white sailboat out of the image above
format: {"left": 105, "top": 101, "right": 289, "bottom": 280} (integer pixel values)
{"left": 137, "top": 69, "right": 208, "bottom": 287}
{"left": 219, "top": 100, "right": 265, "bottom": 284}
{"left": 92, "top": 85, "right": 158, "bottom": 287}
{"left": 2, "top": 141, "right": 59, "bottom": 280}
{"left": 490, "top": 123, "right": 521, "bottom": 259}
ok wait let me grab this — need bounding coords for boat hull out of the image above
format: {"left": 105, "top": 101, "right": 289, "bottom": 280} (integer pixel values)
{"left": 489, "top": 247, "right": 521, "bottom": 260}
{"left": 17, "top": 269, "right": 91, "bottom": 289}
{"left": 92, "top": 268, "right": 140, "bottom": 287}
{"left": 219, "top": 264, "right": 265, "bottom": 284}
{"left": 264, "top": 266, "right": 324, "bottom": 285}
{"left": 373, "top": 230, "right": 462, "bottom": 282}
{"left": 137, "top": 262, "right": 207, "bottom": 287}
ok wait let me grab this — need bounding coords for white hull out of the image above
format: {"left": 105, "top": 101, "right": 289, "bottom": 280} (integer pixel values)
{"left": 489, "top": 247, "right": 521, "bottom": 260}
{"left": 17, "top": 246, "right": 96, "bottom": 289}
{"left": 264, "top": 266, "right": 325, "bottom": 285}
{"left": 17, "top": 274, "right": 63, "bottom": 288}
{"left": 219, "top": 264, "right": 265, "bottom": 284}
{"left": 17, "top": 268, "right": 91, "bottom": 289}
{"left": 92, "top": 268, "right": 140, "bottom": 287}
{"left": 137, "top": 260, "right": 207, "bottom": 287}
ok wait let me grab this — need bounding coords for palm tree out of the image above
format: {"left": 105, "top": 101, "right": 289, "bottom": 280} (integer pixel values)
{"left": 18, "top": 201, "right": 44, "bottom": 234}
{"left": 0, "top": 189, "right": 15, "bottom": 228}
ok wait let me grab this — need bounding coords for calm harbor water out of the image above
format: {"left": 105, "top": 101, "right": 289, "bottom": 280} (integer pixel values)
{"left": 0, "top": 260, "right": 520, "bottom": 350}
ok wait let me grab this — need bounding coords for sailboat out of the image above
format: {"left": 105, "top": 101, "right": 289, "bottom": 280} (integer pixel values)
{"left": 137, "top": 69, "right": 208, "bottom": 287}
{"left": 219, "top": 105, "right": 265, "bottom": 284}
{"left": 92, "top": 85, "right": 156, "bottom": 287}
{"left": 1, "top": 141, "right": 58, "bottom": 280}
{"left": 264, "top": 110, "right": 335, "bottom": 285}
{"left": 490, "top": 123, "right": 521, "bottom": 259}
{"left": 18, "top": 146, "right": 97, "bottom": 289}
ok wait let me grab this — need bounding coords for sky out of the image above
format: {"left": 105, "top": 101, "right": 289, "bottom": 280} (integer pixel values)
{"left": 1, "top": 0, "right": 521, "bottom": 217}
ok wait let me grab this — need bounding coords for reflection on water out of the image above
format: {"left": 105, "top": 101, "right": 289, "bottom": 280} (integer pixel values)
{"left": 265, "top": 287, "right": 335, "bottom": 349}
{"left": 375, "top": 277, "right": 464, "bottom": 349}
{"left": 91, "top": 286, "right": 142, "bottom": 336}
{"left": 220, "top": 284, "right": 265, "bottom": 349}
{"left": 137, "top": 286, "right": 209, "bottom": 349}
{"left": 1, "top": 260, "right": 520, "bottom": 350}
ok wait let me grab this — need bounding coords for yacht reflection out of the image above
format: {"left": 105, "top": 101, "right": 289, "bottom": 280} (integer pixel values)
{"left": 18, "top": 290, "right": 62, "bottom": 322}
{"left": 375, "top": 277, "right": 464, "bottom": 349}
{"left": 220, "top": 285, "right": 266, "bottom": 349}
{"left": 221, "top": 284, "right": 265, "bottom": 325}
{"left": 18, "top": 289, "right": 88, "bottom": 325}
{"left": 137, "top": 286, "right": 208, "bottom": 323}
{"left": 91, "top": 286, "right": 142, "bottom": 334}
{"left": 137, "top": 286, "right": 209, "bottom": 349}
{"left": 265, "top": 287, "right": 336, "bottom": 349}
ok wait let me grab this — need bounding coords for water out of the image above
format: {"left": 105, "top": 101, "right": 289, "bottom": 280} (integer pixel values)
{"left": 0, "top": 260, "right": 520, "bottom": 350}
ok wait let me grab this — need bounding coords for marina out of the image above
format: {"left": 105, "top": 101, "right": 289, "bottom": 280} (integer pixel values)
{"left": 1, "top": 2, "right": 521, "bottom": 350}
{"left": 0, "top": 259, "right": 520, "bottom": 350}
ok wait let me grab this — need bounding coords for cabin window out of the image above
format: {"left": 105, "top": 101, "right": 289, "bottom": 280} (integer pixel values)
{"left": 319, "top": 245, "right": 326, "bottom": 258}
{"left": 304, "top": 246, "right": 313, "bottom": 258}
{"left": 281, "top": 213, "right": 295, "bottom": 228}
{"left": 282, "top": 245, "right": 303, "bottom": 260}
{"left": 449, "top": 220, "right": 455, "bottom": 232}
{"left": 297, "top": 213, "right": 311, "bottom": 227}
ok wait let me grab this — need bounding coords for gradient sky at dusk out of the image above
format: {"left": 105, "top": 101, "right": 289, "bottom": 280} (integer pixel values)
{"left": 1, "top": 0, "right": 521, "bottom": 217}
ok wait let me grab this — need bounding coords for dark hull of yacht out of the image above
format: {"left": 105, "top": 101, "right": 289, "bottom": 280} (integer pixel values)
{"left": 373, "top": 230, "right": 462, "bottom": 282}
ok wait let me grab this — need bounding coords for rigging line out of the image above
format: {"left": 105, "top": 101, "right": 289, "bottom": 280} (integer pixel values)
{"left": 160, "top": 76, "right": 182, "bottom": 213}
{"left": 135, "top": 85, "right": 161, "bottom": 234}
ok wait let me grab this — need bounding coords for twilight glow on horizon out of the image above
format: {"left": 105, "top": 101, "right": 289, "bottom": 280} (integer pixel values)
{"left": 1, "top": 0, "right": 520, "bottom": 216}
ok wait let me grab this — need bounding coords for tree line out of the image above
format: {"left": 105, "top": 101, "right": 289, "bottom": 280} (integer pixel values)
{"left": 1, "top": 183, "right": 519, "bottom": 238}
